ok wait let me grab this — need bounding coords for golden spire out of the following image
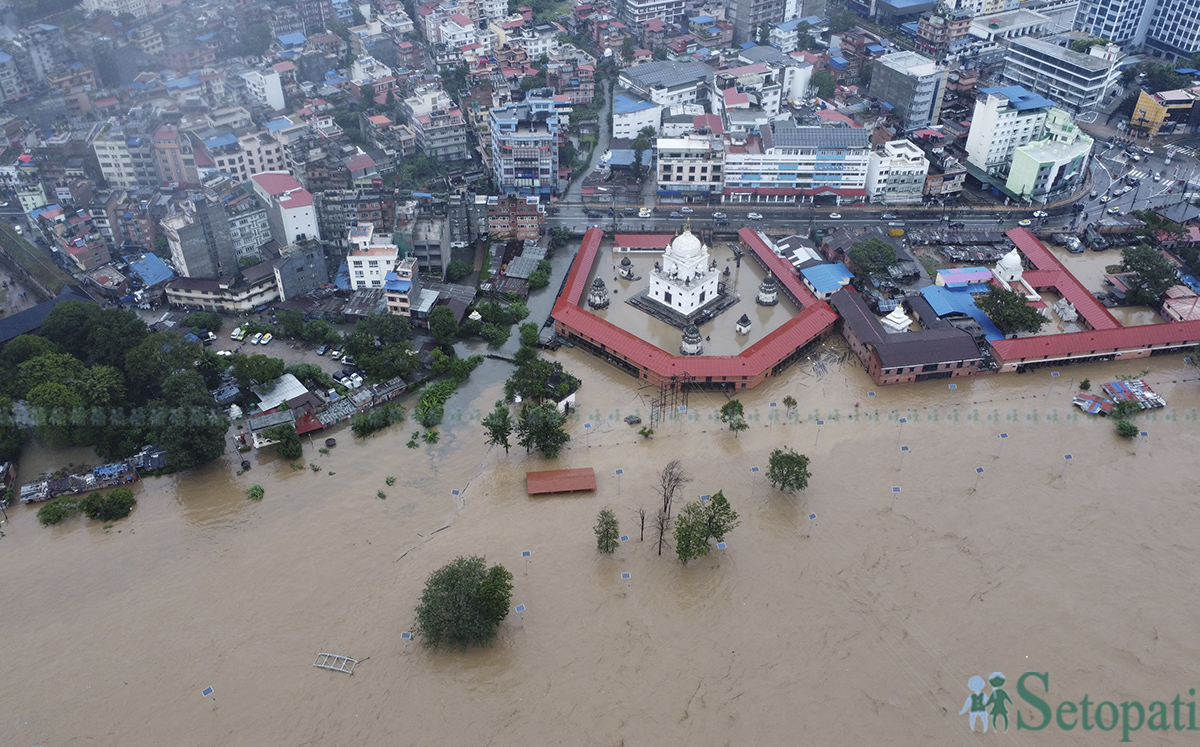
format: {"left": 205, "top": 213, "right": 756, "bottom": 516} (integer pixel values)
{"left": 685, "top": 216, "right": 691, "bottom": 232}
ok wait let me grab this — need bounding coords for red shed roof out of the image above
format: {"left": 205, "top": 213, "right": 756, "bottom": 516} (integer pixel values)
{"left": 1005, "top": 228, "right": 1120, "bottom": 330}
{"left": 527, "top": 468, "right": 597, "bottom": 495}
{"left": 615, "top": 233, "right": 671, "bottom": 249}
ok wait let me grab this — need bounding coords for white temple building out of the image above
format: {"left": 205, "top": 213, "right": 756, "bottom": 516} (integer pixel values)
{"left": 992, "top": 248, "right": 1039, "bottom": 301}
{"left": 880, "top": 304, "right": 913, "bottom": 333}
{"left": 648, "top": 227, "right": 720, "bottom": 317}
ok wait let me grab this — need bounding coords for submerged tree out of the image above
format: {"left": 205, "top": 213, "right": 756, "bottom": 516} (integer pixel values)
{"left": 654, "top": 460, "right": 692, "bottom": 555}
{"left": 767, "top": 447, "right": 812, "bottom": 493}
{"left": 482, "top": 400, "right": 514, "bottom": 454}
{"left": 594, "top": 507, "right": 620, "bottom": 554}
{"left": 718, "top": 399, "right": 749, "bottom": 438}
{"left": 673, "top": 490, "right": 740, "bottom": 564}
{"left": 414, "top": 556, "right": 513, "bottom": 649}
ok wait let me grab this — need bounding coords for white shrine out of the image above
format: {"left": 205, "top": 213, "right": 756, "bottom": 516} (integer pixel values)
{"left": 991, "top": 248, "right": 1039, "bottom": 301}
{"left": 880, "top": 304, "right": 913, "bottom": 333}
{"left": 648, "top": 226, "right": 720, "bottom": 318}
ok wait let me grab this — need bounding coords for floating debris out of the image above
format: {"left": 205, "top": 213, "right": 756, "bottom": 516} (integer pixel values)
{"left": 1102, "top": 379, "right": 1166, "bottom": 410}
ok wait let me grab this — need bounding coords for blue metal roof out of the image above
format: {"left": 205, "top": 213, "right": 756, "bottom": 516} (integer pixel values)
{"left": 739, "top": 41, "right": 757, "bottom": 49}
{"left": 203, "top": 132, "right": 238, "bottom": 149}
{"left": 979, "top": 85, "right": 1056, "bottom": 111}
{"left": 165, "top": 75, "right": 200, "bottom": 89}
{"left": 614, "top": 91, "right": 656, "bottom": 115}
{"left": 0, "top": 51, "right": 12, "bottom": 63}
{"left": 920, "top": 285, "right": 1004, "bottom": 341}
{"left": 829, "top": 56, "right": 849, "bottom": 68}
{"left": 690, "top": 15, "right": 714, "bottom": 23}
{"left": 801, "top": 263, "right": 852, "bottom": 294}
{"left": 1175, "top": 68, "right": 1199, "bottom": 75}
{"left": 278, "top": 32, "right": 307, "bottom": 47}
{"left": 334, "top": 261, "right": 351, "bottom": 290}
{"left": 383, "top": 271, "right": 411, "bottom": 292}
{"left": 124, "top": 253, "right": 174, "bottom": 288}
{"left": 265, "top": 117, "right": 293, "bottom": 132}
{"left": 866, "top": 43, "right": 886, "bottom": 53}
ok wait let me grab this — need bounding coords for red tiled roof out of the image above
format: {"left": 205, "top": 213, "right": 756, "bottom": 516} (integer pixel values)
{"left": 615, "top": 233, "right": 671, "bottom": 249}
{"left": 527, "top": 467, "right": 597, "bottom": 495}
{"left": 552, "top": 229, "right": 836, "bottom": 383}
{"left": 251, "top": 171, "right": 303, "bottom": 196}
{"left": 1005, "top": 228, "right": 1120, "bottom": 330}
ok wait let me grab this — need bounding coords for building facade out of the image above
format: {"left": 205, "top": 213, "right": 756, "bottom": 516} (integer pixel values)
{"left": 1005, "top": 107, "right": 1093, "bottom": 201}
{"left": 656, "top": 132, "right": 725, "bottom": 201}
{"left": 964, "top": 86, "right": 1055, "bottom": 177}
{"left": 866, "top": 140, "right": 931, "bottom": 204}
{"left": 489, "top": 94, "right": 560, "bottom": 199}
{"left": 722, "top": 125, "right": 871, "bottom": 204}
{"left": 868, "top": 51, "right": 947, "bottom": 131}
{"left": 1002, "top": 36, "right": 1118, "bottom": 114}
{"left": 346, "top": 223, "right": 399, "bottom": 290}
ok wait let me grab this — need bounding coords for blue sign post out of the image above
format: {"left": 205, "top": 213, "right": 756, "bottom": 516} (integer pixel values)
{"left": 815, "top": 419, "right": 825, "bottom": 446}
{"left": 899, "top": 444, "right": 909, "bottom": 471}
{"left": 522, "top": 550, "right": 531, "bottom": 575}
{"left": 515, "top": 603, "right": 526, "bottom": 625}
{"left": 998, "top": 432, "right": 1008, "bottom": 457}
{"left": 584, "top": 422, "right": 591, "bottom": 448}
{"left": 202, "top": 686, "right": 216, "bottom": 710}
{"left": 1136, "top": 431, "right": 1148, "bottom": 455}
{"left": 621, "top": 571, "right": 631, "bottom": 596}
{"left": 897, "top": 417, "right": 907, "bottom": 444}
{"left": 807, "top": 512, "right": 817, "bottom": 537}
{"left": 401, "top": 631, "right": 411, "bottom": 651}
{"left": 1062, "top": 453, "right": 1073, "bottom": 477}
{"left": 451, "top": 488, "right": 462, "bottom": 512}
{"left": 615, "top": 467, "right": 624, "bottom": 494}
{"left": 891, "top": 486, "right": 901, "bottom": 510}
{"left": 974, "top": 466, "right": 984, "bottom": 492}
{"left": 716, "top": 540, "right": 727, "bottom": 567}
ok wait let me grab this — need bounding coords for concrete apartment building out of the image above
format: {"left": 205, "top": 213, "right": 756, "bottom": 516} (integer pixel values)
{"left": 868, "top": 52, "right": 947, "bottom": 131}
{"left": 250, "top": 171, "right": 319, "bottom": 245}
{"left": 161, "top": 197, "right": 236, "bottom": 279}
{"left": 728, "top": 0, "right": 786, "bottom": 44}
{"left": 1075, "top": 0, "right": 1200, "bottom": 59}
{"left": 965, "top": 86, "right": 1056, "bottom": 178}
{"left": 1002, "top": 36, "right": 1119, "bottom": 114}
{"left": 240, "top": 68, "right": 286, "bottom": 111}
{"left": 656, "top": 132, "right": 726, "bottom": 202}
{"left": 274, "top": 241, "right": 330, "bottom": 301}
{"left": 81, "top": 0, "right": 162, "bottom": 19}
{"left": 866, "top": 140, "right": 931, "bottom": 204}
{"left": 489, "top": 94, "right": 560, "bottom": 199}
{"left": 92, "top": 123, "right": 159, "bottom": 190}
{"left": 487, "top": 194, "right": 545, "bottom": 241}
{"left": 722, "top": 124, "right": 872, "bottom": 204}
{"left": 198, "top": 131, "right": 286, "bottom": 185}
{"left": 1005, "top": 107, "right": 1093, "bottom": 201}
{"left": 346, "top": 222, "right": 399, "bottom": 290}
{"left": 384, "top": 256, "right": 422, "bottom": 316}
{"left": 619, "top": 60, "right": 715, "bottom": 108}
{"left": 620, "top": 0, "right": 687, "bottom": 26}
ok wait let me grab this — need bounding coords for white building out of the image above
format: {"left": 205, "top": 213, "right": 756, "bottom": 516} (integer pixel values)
{"left": 1004, "top": 107, "right": 1094, "bottom": 202}
{"left": 1076, "top": 0, "right": 1200, "bottom": 59}
{"left": 612, "top": 90, "right": 664, "bottom": 139}
{"left": 346, "top": 222, "right": 399, "bottom": 290}
{"left": 621, "top": 0, "right": 687, "bottom": 26}
{"left": 967, "top": 7, "right": 1051, "bottom": 42}
{"left": 619, "top": 59, "right": 714, "bottom": 108}
{"left": 647, "top": 228, "right": 720, "bottom": 316}
{"left": 1001, "top": 36, "right": 1119, "bottom": 114}
{"left": 964, "top": 86, "right": 1055, "bottom": 178}
{"left": 656, "top": 132, "right": 725, "bottom": 201}
{"left": 439, "top": 13, "right": 477, "bottom": 48}
{"left": 250, "top": 171, "right": 319, "bottom": 245}
{"left": 81, "top": 0, "right": 162, "bottom": 19}
{"left": 201, "top": 131, "right": 287, "bottom": 185}
{"left": 722, "top": 125, "right": 872, "bottom": 204}
{"left": 241, "top": 68, "right": 286, "bottom": 112}
{"left": 867, "top": 140, "right": 930, "bottom": 204}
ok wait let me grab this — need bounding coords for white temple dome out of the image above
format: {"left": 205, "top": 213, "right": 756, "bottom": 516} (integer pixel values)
{"left": 667, "top": 229, "right": 704, "bottom": 261}
{"left": 996, "top": 248, "right": 1022, "bottom": 276}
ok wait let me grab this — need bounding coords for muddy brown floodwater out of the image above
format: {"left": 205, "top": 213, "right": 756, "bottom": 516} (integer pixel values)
{"left": 3, "top": 343, "right": 1200, "bottom": 745}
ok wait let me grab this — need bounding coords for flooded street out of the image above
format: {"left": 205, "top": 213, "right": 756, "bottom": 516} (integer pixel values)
{"left": 3, "top": 344, "right": 1200, "bottom": 744}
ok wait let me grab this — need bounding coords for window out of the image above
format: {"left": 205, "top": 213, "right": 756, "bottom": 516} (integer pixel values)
{"left": 355, "top": 270, "right": 364, "bottom": 277}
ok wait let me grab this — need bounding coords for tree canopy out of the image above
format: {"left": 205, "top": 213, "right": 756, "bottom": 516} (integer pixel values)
{"left": 414, "top": 556, "right": 513, "bottom": 649}
{"left": 1121, "top": 245, "right": 1177, "bottom": 304}
{"left": 515, "top": 403, "right": 570, "bottom": 457}
{"left": 594, "top": 507, "right": 620, "bottom": 554}
{"left": 846, "top": 237, "right": 898, "bottom": 277}
{"left": 811, "top": 70, "right": 835, "bottom": 100}
{"left": 767, "top": 447, "right": 811, "bottom": 493}
{"left": 718, "top": 399, "right": 748, "bottom": 437}
{"left": 974, "top": 287, "right": 1046, "bottom": 335}
{"left": 673, "top": 491, "right": 740, "bottom": 563}
{"left": 482, "top": 400, "right": 513, "bottom": 453}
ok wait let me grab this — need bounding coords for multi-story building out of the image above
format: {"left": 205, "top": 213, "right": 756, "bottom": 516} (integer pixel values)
{"left": 546, "top": 61, "right": 596, "bottom": 105}
{"left": 413, "top": 106, "right": 471, "bottom": 162}
{"left": 489, "top": 94, "right": 560, "bottom": 199}
{"left": 273, "top": 241, "right": 330, "bottom": 301}
{"left": 81, "top": 0, "right": 162, "bottom": 19}
{"left": 1005, "top": 107, "right": 1093, "bottom": 202}
{"left": 656, "top": 132, "right": 725, "bottom": 202}
{"left": 224, "top": 189, "right": 273, "bottom": 259}
{"left": 967, "top": 7, "right": 1051, "bottom": 43}
{"left": 241, "top": 68, "right": 286, "bottom": 112}
{"left": 866, "top": 140, "right": 930, "bottom": 204}
{"left": 868, "top": 51, "right": 947, "bottom": 131}
{"left": 1075, "top": 0, "right": 1200, "bottom": 59}
{"left": 613, "top": 91, "right": 664, "bottom": 139}
{"left": 153, "top": 125, "right": 197, "bottom": 187}
{"left": 0, "top": 51, "right": 29, "bottom": 101}
{"left": 346, "top": 222, "right": 399, "bottom": 290}
{"left": 92, "top": 122, "right": 159, "bottom": 190}
{"left": 197, "top": 131, "right": 286, "bottom": 185}
{"left": 250, "top": 171, "right": 319, "bottom": 245}
{"left": 1128, "top": 86, "right": 1200, "bottom": 136}
{"left": 385, "top": 256, "right": 422, "bottom": 316}
{"left": 964, "top": 86, "right": 1056, "bottom": 178}
{"left": 619, "top": 60, "right": 715, "bottom": 108}
{"left": 728, "top": 0, "right": 786, "bottom": 44}
{"left": 1001, "top": 36, "right": 1119, "bottom": 114}
{"left": 620, "top": 0, "right": 687, "bottom": 26}
{"left": 165, "top": 264, "right": 280, "bottom": 312}
{"left": 722, "top": 124, "right": 872, "bottom": 204}
{"left": 916, "top": 6, "right": 974, "bottom": 56}
{"left": 297, "top": 0, "right": 335, "bottom": 35}
{"left": 161, "top": 197, "right": 236, "bottom": 279}
{"left": 487, "top": 194, "right": 545, "bottom": 240}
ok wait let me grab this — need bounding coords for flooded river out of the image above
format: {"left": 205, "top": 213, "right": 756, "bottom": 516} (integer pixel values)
{"left": 3, "top": 345, "right": 1199, "bottom": 745}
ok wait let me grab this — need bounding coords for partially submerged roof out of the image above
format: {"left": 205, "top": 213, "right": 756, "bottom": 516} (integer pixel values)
{"left": 527, "top": 468, "right": 597, "bottom": 495}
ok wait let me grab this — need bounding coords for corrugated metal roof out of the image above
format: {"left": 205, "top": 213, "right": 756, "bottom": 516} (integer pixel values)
{"left": 527, "top": 468, "right": 597, "bottom": 494}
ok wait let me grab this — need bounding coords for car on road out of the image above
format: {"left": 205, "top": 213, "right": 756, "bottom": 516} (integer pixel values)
{"left": 1018, "top": 219, "right": 1032, "bottom": 226}
{"left": 669, "top": 211, "right": 683, "bottom": 218}
{"left": 1153, "top": 174, "right": 1162, "bottom": 182}
{"left": 747, "top": 212, "right": 763, "bottom": 220}
{"left": 829, "top": 212, "right": 841, "bottom": 219}
{"left": 949, "top": 221, "right": 966, "bottom": 229}
{"left": 1099, "top": 195, "right": 1111, "bottom": 203}
{"left": 1032, "top": 210, "right": 1048, "bottom": 218}
{"left": 712, "top": 212, "right": 727, "bottom": 219}
{"left": 679, "top": 206, "right": 694, "bottom": 214}
{"left": 250, "top": 332, "right": 263, "bottom": 345}
{"left": 1107, "top": 206, "right": 1122, "bottom": 214}
{"left": 1089, "top": 190, "right": 1099, "bottom": 199}
{"left": 1142, "top": 147, "right": 1154, "bottom": 155}
{"left": 585, "top": 210, "right": 600, "bottom": 219}
{"left": 715, "top": 219, "right": 731, "bottom": 226}
{"left": 1131, "top": 154, "right": 1142, "bottom": 162}
{"left": 880, "top": 212, "right": 898, "bottom": 220}
{"left": 260, "top": 333, "right": 273, "bottom": 345}
{"left": 638, "top": 207, "right": 652, "bottom": 218}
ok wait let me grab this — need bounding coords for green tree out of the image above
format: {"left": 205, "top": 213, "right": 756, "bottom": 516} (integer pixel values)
{"left": 124, "top": 332, "right": 202, "bottom": 395}
{"left": 519, "top": 321, "right": 540, "bottom": 347}
{"left": 37, "top": 497, "right": 78, "bottom": 526}
{"left": 673, "top": 490, "right": 740, "bottom": 563}
{"left": 429, "top": 306, "right": 460, "bottom": 346}
{"left": 263, "top": 423, "right": 303, "bottom": 459}
{"left": 1121, "top": 244, "right": 1177, "bottom": 304}
{"left": 630, "top": 125, "right": 655, "bottom": 180}
{"left": 0, "top": 395, "right": 27, "bottom": 463}
{"left": 39, "top": 300, "right": 102, "bottom": 361}
{"left": 549, "top": 225, "right": 572, "bottom": 254}
{"left": 1116, "top": 419, "right": 1140, "bottom": 438}
{"left": 701, "top": 490, "right": 740, "bottom": 542}
{"left": 782, "top": 394, "right": 798, "bottom": 417}
{"left": 88, "top": 308, "right": 150, "bottom": 368}
{"left": 445, "top": 258, "right": 471, "bottom": 282}
{"left": 829, "top": 8, "right": 857, "bottom": 33}
{"left": 859, "top": 61, "right": 873, "bottom": 87}
{"left": 560, "top": 140, "right": 578, "bottom": 169}
{"left": 300, "top": 319, "right": 338, "bottom": 345}
{"left": 231, "top": 353, "right": 286, "bottom": 388}
{"left": 811, "top": 70, "right": 835, "bottom": 100}
{"left": 718, "top": 399, "right": 748, "bottom": 437}
{"left": 155, "top": 370, "right": 229, "bottom": 470}
{"left": 527, "top": 260, "right": 552, "bottom": 290}
{"left": 482, "top": 400, "right": 513, "bottom": 453}
{"left": 481, "top": 323, "right": 512, "bottom": 348}
{"left": 767, "top": 447, "right": 811, "bottom": 492}
{"left": 16, "top": 352, "right": 85, "bottom": 400}
{"left": 846, "top": 237, "right": 898, "bottom": 276}
{"left": 414, "top": 556, "right": 513, "bottom": 649}
{"left": 516, "top": 403, "right": 570, "bottom": 457}
{"left": 621, "top": 35, "right": 635, "bottom": 62}
{"left": 277, "top": 308, "right": 306, "bottom": 339}
{"left": 1070, "top": 37, "right": 1110, "bottom": 52}
{"left": 974, "top": 287, "right": 1047, "bottom": 335}
{"left": 185, "top": 311, "right": 224, "bottom": 333}
{"left": 1111, "top": 399, "right": 1141, "bottom": 420}
{"left": 79, "top": 487, "right": 136, "bottom": 521}
{"left": 594, "top": 507, "right": 620, "bottom": 554}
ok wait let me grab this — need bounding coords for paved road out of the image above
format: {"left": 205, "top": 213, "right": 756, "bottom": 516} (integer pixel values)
{"left": 563, "top": 79, "right": 612, "bottom": 203}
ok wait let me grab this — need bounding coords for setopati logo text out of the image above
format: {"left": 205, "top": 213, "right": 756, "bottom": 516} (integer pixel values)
{"left": 961, "top": 671, "right": 1200, "bottom": 742}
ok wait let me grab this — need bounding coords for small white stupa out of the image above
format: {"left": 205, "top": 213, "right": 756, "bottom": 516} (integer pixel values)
{"left": 680, "top": 323, "right": 704, "bottom": 355}
{"left": 756, "top": 272, "right": 779, "bottom": 306}
{"left": 994, "top": 248, "right": 1024, "bottom": 284}
{"left": 587, "top": 277, "right": 610, "bottom": 309}
{"left": 880, "top": 304, "right": 913, "bottom": 334}
{"left": 735, "top": 312, "right": 752, "bottom": 335}
{"left": 648, "top": 225, "right": 720, "bottom": 316}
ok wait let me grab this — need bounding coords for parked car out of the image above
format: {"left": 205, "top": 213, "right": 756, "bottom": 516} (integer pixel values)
{"left": 341, "top": 354, "right": 355, "bottom": 366}
{"left": 712, "top": 211, "right": 728, "bottom": 219}
{"left": 230, "top": 326, "right": 246, "bottom": 341}
{"left": 1107, "top": 206, "right": 1122, "bottom": 214}
{"left": 829, "top": 212, "right": 841, "bottom": 219}
{"left": 1131, "top": 154, "right": 1142, "bottom": 162}
{"left": 216, "top": 350, "right": 233, "bottom": 357}
{"left": 331, "top": 348, "right": 342, "bottom": 360}
{"left": 260, "top": 333, "right": 273, "bottom": 345}
{"left": 350, "top": 373, "right": 364, "bottom": 388}
{"left": 715, "top": 219, "right": 731, "bottom": 226}
{"left": 316, "top": 343, "right": 329, "bottom": 356}
{"left": 638, "top": 207, "right": 652, "bottom": 218}
{"left": 250, "top": 332, "right": 263, "bottom": 345}
{"left": 880, "top": 212, "right": 898, "bottom": 220}
{"left": 679, "top": 206, "right": 694, "bottom": 214}
{"left": 1018, "top": 219, "right": 1032, "bottom": 226}
{"left": 747, "top": 212, "right": 763, "bottom": 220}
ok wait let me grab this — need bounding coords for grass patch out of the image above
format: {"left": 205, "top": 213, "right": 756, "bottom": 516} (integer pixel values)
{"left": 0, "top": 224, "right": 74, "bottom": 293}
{"left": 246, "top": 484, "right": 265, "bottom": 501}
{"left": 917, "top": 252, "right": 944, "bottom": 282}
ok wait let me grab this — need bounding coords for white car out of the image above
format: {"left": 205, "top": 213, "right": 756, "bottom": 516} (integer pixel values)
{"left": 679, "top": 206, "right": 694, "bottom": 214}
{"left": 1107, "top": 206, "right": 1122, "bottom": 215}
{"left": 638, "top": 207, "right": 652, "bottom": 218}
{"left": 260, "top": 333, "right": 272, "bottom": 345}
{"left": 1153, "top": 174, "right": 1162, "bottom": 182}
{"left": 1032, "top": 210, "right": 1048, "bottom": 218}
{"left": 1099, "top": 195, "right": 1111, "bottom": 203}
{"left": 350, "top": 373, "right": 364, "bottom": 388}
{"left": 250, "top": 332, "right": 263, "bottom": 345}
{"left": 829, "top": 212, "right": 842, "bottom": 219}
{"left": 216, "top": 350, "right": 233, "bottom": 357}
{"left": 1018, "top": 219, "right": 1032, "bottom": 227}
{"left": 747, "top": 212, "right": 763, "bottom": 220}
{"left": 1142, "top": 147, "right": 1154, "bottom": 155}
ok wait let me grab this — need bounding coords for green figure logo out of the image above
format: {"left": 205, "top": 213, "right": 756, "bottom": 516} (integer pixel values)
{"left": 962, "top": 672, "right": 1013, "bottom": 733}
